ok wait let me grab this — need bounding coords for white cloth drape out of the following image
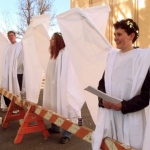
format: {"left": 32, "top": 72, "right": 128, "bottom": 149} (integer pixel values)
{"left": 83, "top": 5, "right": 110, "bottom": 36}
{"left": 143, "top": 110, "right": 150, "bottom": 150}
{"left": 1, "top": 42, "right": 23, "bottom": 96}
{"left": 27, "top": 14, "right": 50, "bottom": 72}
{"left": 43, "top": 48, "right": 85, "bottom": 122}
{"left": 21, "top": 14, "right": 50, "bottom": 103}
{"left": 0, "top": 32, "right": 9, "bottom": 86}
{"left": 57, "top": 5, "right": 112, "bottom": 124}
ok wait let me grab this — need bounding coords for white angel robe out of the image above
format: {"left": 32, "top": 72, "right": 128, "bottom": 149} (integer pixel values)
{"left": 43, "top": 48, "right": 85, "bottom": 122}
{"left": 92, "top": 48, "right": 150, "bottom": 150}
{"left": 1, "top": 42, "right": 23, "bottom": 97}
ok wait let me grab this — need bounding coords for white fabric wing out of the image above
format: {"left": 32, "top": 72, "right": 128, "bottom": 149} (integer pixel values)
{"left": 30, "top": 23, "right": 50, "bottom": 72}
{"left": 25, "top": 14, "right": 50, "bottom": 72}
{"left": 0, "top": 33, "right": 8, "bottom": 108}
{"left": 57, "top": 6, "right": 112, "bottom": 123}
{"left": 22, "top": 24, "right": 49, "bottom": 103}
{"left": 59, "top": 48, "right": 85, "bottom": 121}
{"left": 22, "top": 14, "right": 50, "bottom": 103}
{"left": 29, "top": 14, "right": 50, "bottom": 32}
{"left": 83, "top": 5, "right": 110, "bottom": 36}
{"left": 22, "top": 33, "right": 44, "bottom": 103}
{"left": 0, "top": 32, "right": 9, "bottom": 85}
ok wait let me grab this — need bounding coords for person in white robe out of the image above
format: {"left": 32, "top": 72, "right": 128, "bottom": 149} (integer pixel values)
{"left": 43, "top": 32, "right": 85, "bottom": 144}
{"left": 92, "top": 19, "right": 150, "bottom": 150}
{"left": 0, "top": 16, "right": 49, "bottom": 107}
{"left": 1, "top": 31, "right": 24, "bottom": 110}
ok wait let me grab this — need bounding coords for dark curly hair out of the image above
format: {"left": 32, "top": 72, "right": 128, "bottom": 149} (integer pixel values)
{"left": 7, "top": 30, "right": 16, "bottom": 36}
{"left": 113, "top": 18, "right": 139, "bottom": 43}
{"left": 50, "top": 32, "right": 65, "bottom": 59}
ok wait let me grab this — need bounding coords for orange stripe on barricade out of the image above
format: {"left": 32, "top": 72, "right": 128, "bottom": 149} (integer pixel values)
{"left": 0, "top": 87, "right": 14, "bottom": 100}
{"left": 75, "top": 126, "right": 91, "bottom": 138}
{"left": 39, "top": 108, "right": 47, "bottom": 117}
{"left": 59, "top": 119, "right": 72, "bottom": 130}
{"left": 101, "top": 138, "right": 135, "bottom": 150}
{"left": 0, "top": 87, "right": 135, "bottom": 150}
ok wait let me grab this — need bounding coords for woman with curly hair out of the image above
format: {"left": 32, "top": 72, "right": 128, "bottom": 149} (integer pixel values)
{"left": 43, "top": 32, "right": 84, "bottom": 144}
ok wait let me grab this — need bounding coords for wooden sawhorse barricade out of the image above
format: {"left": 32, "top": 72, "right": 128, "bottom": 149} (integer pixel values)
{"left": 1, "top": 94, "right": 49, "bottom": 144}
{"left": 0, "top": 87, "right": 135, "bottom": 150}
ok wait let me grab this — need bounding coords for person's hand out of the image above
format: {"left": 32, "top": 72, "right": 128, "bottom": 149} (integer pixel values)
{"left": 102, "top": 100, "right": 122, "bottom": 111}
{"left": 102, "top": 100, "right": 113, "bottom": 109}
{"left": 110, "top": 102, "right": 122, "bottom": 111}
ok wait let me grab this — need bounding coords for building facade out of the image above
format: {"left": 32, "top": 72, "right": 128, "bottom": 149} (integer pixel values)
{"left": 71, "top": 0, "right": 150, "bottom": 48}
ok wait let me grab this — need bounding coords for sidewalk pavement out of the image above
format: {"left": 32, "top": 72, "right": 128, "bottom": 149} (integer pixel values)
{"left": 0, "top": 90, "right": 95, "bottom": 150}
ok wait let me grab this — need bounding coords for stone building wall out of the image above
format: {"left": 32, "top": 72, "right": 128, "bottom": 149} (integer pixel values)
{"left": 71, "top": 0, "right": 150, "bottom": 48}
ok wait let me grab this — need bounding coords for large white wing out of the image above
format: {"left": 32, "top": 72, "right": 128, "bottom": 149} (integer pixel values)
{"left": 84, "top": 5, "right": 110, "bottom": 36}
{"left": 57, "top": 6, "right": 113, "bottom": 124}
{"left": 0, "top": 32, "right": 9, "bottom": 85}
{"left": 22, "top": 14, "right": 50, "bottom": 103}
{"left": 29, "top": 14, "right": 50, "bottom": 32}
{"left": 25, "top": 14, "right": 50, "bottom": 71}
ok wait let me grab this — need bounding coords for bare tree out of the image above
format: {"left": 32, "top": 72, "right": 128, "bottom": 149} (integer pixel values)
{"left": 16, "top": 0, "right": 34, "bottom": 37}
{"left": 0, "top": 11, "right": 12, "bottom": 32}
{"left": 16, "top": 0, "right": 55, "bottom": 38}
{"left": 36, "top": 0, "right": 56, "bottom": 26}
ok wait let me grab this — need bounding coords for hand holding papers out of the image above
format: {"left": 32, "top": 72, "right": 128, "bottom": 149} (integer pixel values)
{"left": 84, "top": 86, "right": 122, "bottom": 104}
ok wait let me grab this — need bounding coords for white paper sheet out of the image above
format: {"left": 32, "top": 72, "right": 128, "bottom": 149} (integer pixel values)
{"left": 84, "top": 86, "right": 122, "bottom": 104}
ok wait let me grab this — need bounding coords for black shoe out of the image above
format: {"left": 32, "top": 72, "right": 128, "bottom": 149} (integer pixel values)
{"left": 60, "top": 137, "right": 70, "bottom": 144}
{"left": 47, "top": 128, "right": 60, "bottom": 134}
